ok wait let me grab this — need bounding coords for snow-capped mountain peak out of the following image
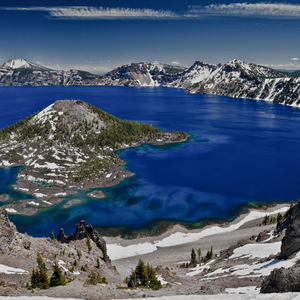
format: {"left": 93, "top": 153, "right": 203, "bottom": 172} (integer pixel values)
{"left": 1, "top": 58, "right": 52, "bottom": 71}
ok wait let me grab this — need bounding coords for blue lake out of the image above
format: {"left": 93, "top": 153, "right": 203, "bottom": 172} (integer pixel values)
{"left": 0, "top": 86, "right": 299, "bottom": 237}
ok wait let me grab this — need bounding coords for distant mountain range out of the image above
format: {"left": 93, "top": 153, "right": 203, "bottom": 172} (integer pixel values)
{"left": 1, "top": 58, "right": 52, "bottom": 71}
{"left": 1, "top": 58, "right": 300, "bottom": 107}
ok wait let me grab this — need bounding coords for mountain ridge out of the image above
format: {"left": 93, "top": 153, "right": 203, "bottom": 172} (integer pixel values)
{"left": 1, "top": 58, "right": 53, "bottom": 71}
{"left": 1, "top": 58, "right": 300, "bottom": 106}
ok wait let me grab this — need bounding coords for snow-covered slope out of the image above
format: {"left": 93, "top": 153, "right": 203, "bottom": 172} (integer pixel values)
{"left": 98, "top": 59, "right": 300, "bottom": 106}
{"left": 1, "top": 58, "right": 52, "bottom": 71}
{"left": 1, "top": 58, "right": 300, "bottom": 107}
{"left": 187, "top": 59, "right": 300, "bottom": 106}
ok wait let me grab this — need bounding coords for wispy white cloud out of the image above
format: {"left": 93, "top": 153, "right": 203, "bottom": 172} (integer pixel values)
{"left": 291, "top": 58, "right": 299, "bottom": 61}
{"left": 171, "top": 61, "right": 180, "bottom": 65}
{"left": 262, "top": 63, "right": 300, "bottom": 70}
{"left": 186, "top": 3, "right": 300, "bottom": 18}
{"left": 1, "top": 6, "right": 179, "bottom": 19}
{"left": 2, "top": 3, "right": 300, "bottom": 20}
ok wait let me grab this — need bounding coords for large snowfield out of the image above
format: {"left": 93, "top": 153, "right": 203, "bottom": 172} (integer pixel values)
{"left": 107, "top": 207, "right": 288, "bottom": 260}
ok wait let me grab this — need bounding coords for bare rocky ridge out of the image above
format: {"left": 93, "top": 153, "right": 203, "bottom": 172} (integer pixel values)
{"left": 1, "top": 206, "right": 293, "bottom": 299}
{"left": 0, "top": 205, "right": 298, "bottom": 300}
{"left": 0, "top": 99, "right": 188, "bottom": 215}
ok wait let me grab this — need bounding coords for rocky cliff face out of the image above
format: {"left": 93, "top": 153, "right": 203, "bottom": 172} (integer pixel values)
{"left": 260, "top": 203, "right": 300, "bottom": 293}
{"left": 58, "top": 220, "right": 109, "bottom": 262}
{"left": 277, "top": 203, "right": 300, "bottom": 259}
{"left": 0, "top": 208, "right": 16, "bottom": 252}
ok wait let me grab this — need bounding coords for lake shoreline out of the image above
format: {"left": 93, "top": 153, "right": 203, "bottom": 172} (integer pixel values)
{"left": 95, "top": 200, "right": 288, "bottom": 239}
{"left": 105, "top": 202, "right": 289, "bottom": 262}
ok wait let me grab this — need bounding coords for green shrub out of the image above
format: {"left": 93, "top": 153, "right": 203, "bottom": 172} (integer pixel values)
{"left": 85, "top": 270, "right": 107, "bottom": 285}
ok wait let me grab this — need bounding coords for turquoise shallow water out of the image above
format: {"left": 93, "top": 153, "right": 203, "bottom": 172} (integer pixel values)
{"left": 0, "top": 86, "right": 299, "bottom": 237}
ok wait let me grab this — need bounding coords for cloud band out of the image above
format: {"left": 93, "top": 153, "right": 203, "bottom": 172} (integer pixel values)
{"left": 1, "top": 6, "right": 178, "bottom": 19}
{"left": 187, "top": 3, "right": 300, "bottom": 18}
{"left": 2, "top": 3, "right": 300, "bottom": 20}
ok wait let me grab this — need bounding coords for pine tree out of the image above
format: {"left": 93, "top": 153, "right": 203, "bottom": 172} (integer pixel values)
{"left": 191, "top": 248, "right": 197, "bottom": 266}
{"left": 30, "top": 252, "right": 50, "bottom": 289}
{"left": 126, "top": 258, "right": 161, "bottom": 290}
{"left": 30, "top": 268, "right": 38, "bottom": 288}
{"left": 197, "top": 248, "right": 202, "bottom": 263}
{"left": 205, "top": 246, "right": 213, "bottom": 260}
{"left": 135, "top": 258, "right": 149, "bottom": 286}
{"left": 102, "top": 242, "right": 108, "bottom": 262}
{"left": 147, "top": 263, "right": 162, "bottom": 290}
{"left": 86, "top": 235, "right": 92, "bottom": 254}
{"left": 51, "top": 230, "right": 55, "bottom": 241}
{"left": 277, "top": 212, "right": 283, "bottom": 223}
{"left": 96, "top": 257, "right": 100, "bottom": 269}
{"left": 50, "top": 263, "right": 66, "bottom": 287}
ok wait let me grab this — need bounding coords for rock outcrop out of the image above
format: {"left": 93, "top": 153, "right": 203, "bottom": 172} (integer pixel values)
{"left": 0, "top": 208, "right": 16, "bottom": 252}
{"left": 278, "top": 203, "right": 300, "bottom": 259}
{"left": 57, "top": 220, "right": 109, "bottom": 262}
{"left": 261, "top": 266, "right": 300, "bottom": 293}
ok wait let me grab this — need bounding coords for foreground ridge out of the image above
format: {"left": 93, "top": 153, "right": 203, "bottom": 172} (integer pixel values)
{"left": 0, "top": 99, "right": 188, "bottom": 214}
{"left": 3, "top": 204, "right": 300, "bottom": 298}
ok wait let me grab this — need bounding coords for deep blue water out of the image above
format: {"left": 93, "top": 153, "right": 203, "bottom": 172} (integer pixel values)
{"left": 0, "top": 86, "right": 299, "bottom": 237}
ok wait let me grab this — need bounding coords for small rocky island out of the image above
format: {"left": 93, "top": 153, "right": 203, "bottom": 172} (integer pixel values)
{"left": 0, "top": 100, "right": 188, "bottom": 214}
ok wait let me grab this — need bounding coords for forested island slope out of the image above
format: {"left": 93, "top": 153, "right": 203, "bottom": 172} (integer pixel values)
{"left": 0, "top": 100, "right": 188, "bottom": 213}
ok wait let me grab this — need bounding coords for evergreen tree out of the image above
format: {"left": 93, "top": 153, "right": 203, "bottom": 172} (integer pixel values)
{"left": 30, "top": 268, "right": 38, "bottom": 288}
{"left": 51, "top": 230, "right": 55, "bottom": 241}
{"left": 30, "top": 252, "right": 50, "bottom": 289}
{"left": 86, "top": 235, "right": 92, "bottom": 254}
{"left": 50, "top": 263, "right": 66, "bottom": 287}
{"left": 277, "top": 212, "right": 283, "bottom": 223}
{"left": 197, "top": 248, "right": 202, "bottom": 263}
{"left": 147, "top": 263, "right": 162, "bottom": 290}
{"left": 96, "top": 257, "right": 100, "bottom": 269}
{"left": 135, "top": 258, "right": 149, "bottom": 286}
{"left": 126, "top": 258, "right": 161, "bottom": 290}
{"left": 205, "top": 246, "right": 213, "bottom": 260}
{"left": 102, "top": 242, "right": 108, "bottom": 262}
{"left": 191, "top": 248, "right": 197, "bottom": 266}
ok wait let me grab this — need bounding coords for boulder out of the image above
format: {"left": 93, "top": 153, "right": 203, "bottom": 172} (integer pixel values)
{"left": 256, "top": 230, "right": 270, "bottom": 242}
{"left": 261, "top": 266, "right": 300, "bottom": 293}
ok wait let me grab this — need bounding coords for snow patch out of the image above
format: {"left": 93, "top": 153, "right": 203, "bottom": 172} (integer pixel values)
{"left": 0, "top": 264, "right": 29, "bottom": 275}
{"left": 5, "top": 208, "right": 17, "bottom": 213}
{"left": 230, "top": 242, "right": 281, "bottom": 259}
{"left": 34, "top": 193, "right": 47, "bottom": 198}
{"left": 27, "top": 201, "right": 40, "bottom": 206}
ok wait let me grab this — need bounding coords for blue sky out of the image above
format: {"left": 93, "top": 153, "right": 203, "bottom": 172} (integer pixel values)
{"left": 1, "top": 0, "right": 300, "bottom": 74}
